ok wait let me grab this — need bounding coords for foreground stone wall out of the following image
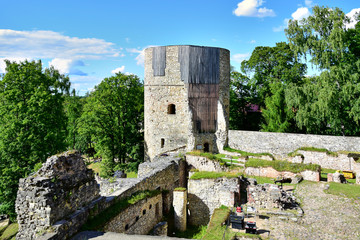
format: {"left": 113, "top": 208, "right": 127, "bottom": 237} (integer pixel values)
{"left": 245, "top": 167, "right": 320, "bottom": 182}
{"left": 186, "top": 155, "right": 227, "bottom": 172}
{"left": 103, "top": 193, "right": 163, "bottom": 235}
{"left": 229, "top": 130, "right": 360, "bottom": 159}
{"left": 16, "top": 151, "right": 99, "bottom": 240}
{"left": 187, "top": 177, "right": 240, "bottom": 226}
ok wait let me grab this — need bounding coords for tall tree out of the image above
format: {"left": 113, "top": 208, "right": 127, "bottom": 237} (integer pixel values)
{"left": 0, "top": 60, "right": 70, "bottom": 220}
{"left": 78, "top": 72, "right": 144, "bottom": 177}
{"left": 285, "top": 6, "right": 360, "bottom": 135}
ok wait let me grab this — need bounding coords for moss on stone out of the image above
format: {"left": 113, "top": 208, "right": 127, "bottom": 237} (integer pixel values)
{"left": 289, "top": 146, "right": 338, "bottom": 157}
{"left": 174, "top": 187, "right": 187, "bottom": 191}
{"left": 223, "top": 147, "right": 275, "bottom": 159}
{"left": 190, "top": 171, "right": 240, "bottom": 180}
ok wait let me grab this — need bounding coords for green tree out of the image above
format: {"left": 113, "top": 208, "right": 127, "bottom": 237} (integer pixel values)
{"left": 78, "top": 73, "right": 144, "bottom": 177}
{"left": 0, "top": 60, "right": 70, "bottom": 220}
{"left": 241, "top": 42, "right": 306, "bottom": 132}
{"left": 229, "top": 71, "right": 261, "bottom": 130}
{"left": 285, "top": 6, "right": 360, "bottom": 135}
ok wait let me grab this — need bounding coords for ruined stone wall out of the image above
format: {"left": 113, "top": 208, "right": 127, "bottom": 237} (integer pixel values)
{"left": 186, "top": 154, "right": 227, "bottom": 172}
{"left": 16, "top": 151, "right": 99, "bottom": 240}
{"left": 103, "top": 193, "right": 163, "bottom": 235}
{"left": 244, "top": 167, "right": 320, "bottom": 182}
{"left": 145, "top": 45, "right": 230, "bottom": 161}
{"left": 187, "top": 177, "right": 240, "bottom": 226}
{"left": 173, "top": 190, "right": 187, "bottom": 232}
{"left": 229, "top": 130, "right": 360, "bottom": 159}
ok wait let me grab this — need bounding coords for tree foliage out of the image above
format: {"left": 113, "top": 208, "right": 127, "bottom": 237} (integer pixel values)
{"left": 78, "top": 73, "right": 144, "bottom": 177}
{"left": 285, "top": 6, "right": 360, "bottom": 135}
{"left": 0, "top": 60, "right": 69, "bottom": 220}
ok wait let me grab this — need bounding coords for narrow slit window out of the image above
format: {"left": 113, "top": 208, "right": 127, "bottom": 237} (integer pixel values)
{"left": 168, "top": 104, "right": 176, "bottom": 114}
{"left": 161, "top": 138, "right": 165, "bottom": 148}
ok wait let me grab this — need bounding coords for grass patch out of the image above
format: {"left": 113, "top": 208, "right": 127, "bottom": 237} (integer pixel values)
{"left": 224, "top": 147, "right": 274, "bottom": 160}
{"left": 190, "top": 171, "right": 241, "bottom": 180}
{"left": 187, "top": 151, "right": 229, "bottom": 166}
{"left": 289, "top": 147, "right": 338, "bottom": 157}
{"left": 174, "top": 187, "right": 187, "bottom": 191}
{"left": 126, "top": 171, "right": 137, "bottom": 178}
{"left": 81, "top": 190, "right": 160, "bottom": 231}
{"left": 173, "top": 225, "right": 208, "bottom": 239}
{"left": 244, "top": 175, "right": 274, "bottom": 184}
{"left": 88, "top": 162, "right": 102, "bottom": 175}
{"left": 324, "top": 182, "right": 360, "bottom": 200}
{"left": 0, "top": 223, "right": 18, "bottom": 240}
{"left": 246, "top": 158, "right": 321, "bottom": 173}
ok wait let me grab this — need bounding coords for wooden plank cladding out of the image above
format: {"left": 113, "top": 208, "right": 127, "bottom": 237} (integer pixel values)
{"left": 188, "top": 84, "right": 219, "bottom": 133}
{"left": 152, "top": 46, "right": 166, "bottom": 76}
{"left": 178, "top": 46, "right": 220, "bottom": 84}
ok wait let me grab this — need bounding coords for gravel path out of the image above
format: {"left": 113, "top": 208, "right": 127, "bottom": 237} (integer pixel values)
{"left": 264, "top": 182, "right": 360, "bottom": 240}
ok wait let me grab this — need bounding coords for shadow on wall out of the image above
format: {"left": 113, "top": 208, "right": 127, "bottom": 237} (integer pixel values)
{"left": 188, "top": 193, "right": 210, "bottom": 226}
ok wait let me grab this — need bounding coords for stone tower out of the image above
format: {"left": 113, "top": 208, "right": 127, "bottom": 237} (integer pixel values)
{"left": 144, "top": 45, "right": 230, "bottom": 161}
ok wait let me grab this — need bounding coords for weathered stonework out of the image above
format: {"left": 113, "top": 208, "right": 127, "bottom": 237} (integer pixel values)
{"left": 229, "top": 130, "right": 360, "bottom": 159}
{"left": 103, "top": 193, "right": 163, "bottom": 235}
{"left": 145, "top": 45, "right": 230, "bottom": 161}
{"left": 173, "top": 190, "right": 187, "bottom": 232}
{"left": 186, "top": 154, "right": 227, "bottom": 172}
{"left": 16, "top": 151, "right": 99, "bottom": 240}
{"left": 187, "top": 177, "right": 240, "bottom": 226}
{"left": 245, "top": 167, "right": 320, "bottom": 182}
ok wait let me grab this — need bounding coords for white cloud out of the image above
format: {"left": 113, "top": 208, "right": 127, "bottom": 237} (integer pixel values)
{"left": 127, "top": 45, "right": 156, "bottom": 66}
{"left": 273, "top": 18, "right": 291, "bottom": 32}
{"left": 232, "top": 53, "right": 250, "bottom": 64}
{"left": 111, "top": 66, "right": 125, "bottom": 74}
{"left": 250, "top": 40, "right": 256, "bottom": 44}
{"left": 0, "top": 29, "right": 121, "bottom": 60}
{"left": 48, "top": 58, "right": 87, "bottom": 76}
{"left": 0, "top": 57, "right": 27, "bottom": 73}
{"left": 305, "top": 0, "right": 312, "bottom": 7}
{"left": 346, "top": 8, "right": 360, "bottom": 29}
{"left": 233, "top": 0, "right": 275, "bottom": 18}
{"left": 291, "top": 7, "right": 311, "bottom": 21}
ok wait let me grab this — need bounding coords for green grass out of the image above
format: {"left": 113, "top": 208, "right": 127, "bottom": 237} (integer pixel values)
{"left": 223, "top": 147, "right": 274, "bottom": 160}
{"left": 288, "top": 147, "right": 338, "bottom": 157}
{"left": 202, "top": 206, "right": 260, "bottom": 240}
{"left": 190, "top": 171, "right": 241, "bottom": 180}
{"left": 324, "top": 182, "right": 360, "bottom": 199}
{"left": 81, "top": 190, "right": 160, "bottom": 231}
{"left": 245, "top": 158, "right": 321, "bottom": 173}
{"left": 174, "top": 187, "right": 187, "bottom": 191}
{"left": 173, "top": 225, "right": 208, "bottom": 239}
{"left": 187, "top": 151, "right": 229, "bottom": 166}
{"left": 0, "top": 223, "right": 18, "bottom": 240}
{"left": 125, "top": 171, "right": 137, "bottom": 178}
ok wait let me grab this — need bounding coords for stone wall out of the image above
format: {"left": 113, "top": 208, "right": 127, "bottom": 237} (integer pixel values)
{"left": 186, "top": 155, "right": 227, "bottom": 172}
{"left": 187, "top": 177, "right": 240, "bottom": 226}
{"left": 245, "top": 167, "right": 320, "bottom": 182}
{"left": 103, "top": 193, "right": 163, "bottom": 235}
{"left": 173, "top": 189, "right": 187, "bottom": 232}
{"left": 229, "top": 130, "right": 360, "bottom": 159}
{"left": 291, "top": 151, "right": 359, "bottom": 172}
{"left": 16, "top": 151, "right": 99, "bottom": 240}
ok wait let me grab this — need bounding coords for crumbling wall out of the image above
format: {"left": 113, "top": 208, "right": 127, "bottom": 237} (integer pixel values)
{"left": 16, "top": 151, "right": 99, "bottom": 240}
{"left": 186, "top": 154, "right": 227, "bottom": 172}
{"left": 103, "top": 193, "right": 163, "bottom": 235}
{"left": 229, "top": 130, "right": 360, "bottom": 159}
{"left": 244, "top": 167, "right": 320, "bottom": 182}
{"left": 187, "top": 177, "right": 240, "bottom": 226}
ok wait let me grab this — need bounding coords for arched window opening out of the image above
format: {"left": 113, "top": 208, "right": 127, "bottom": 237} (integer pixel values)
{"left": 204, "top": 142, "right": 210, "bottom": 152}
{"left": 167, "top": 104, "right": 176, "bottom": 114}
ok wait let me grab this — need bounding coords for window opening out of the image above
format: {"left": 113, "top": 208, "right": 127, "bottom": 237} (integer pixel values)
{"left": 143, "top": 209, "right": 146, "bottom": 215}
{"left": 161, "top": 138, "right": 165, "bottom": 148}
{"left": 167, "top": 104, "right": 176, "bottom": 114}
{"left": 204, "top": 142, "right": 210, "bottom": 152}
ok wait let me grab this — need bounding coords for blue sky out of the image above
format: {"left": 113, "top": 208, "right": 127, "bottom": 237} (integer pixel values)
{"left": 1, "top": 0, "right": 359, "bottom": 95}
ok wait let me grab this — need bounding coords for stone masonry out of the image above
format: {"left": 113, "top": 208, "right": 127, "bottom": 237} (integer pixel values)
{"left": 187, "top": 177, "right": 240, "bottom": 226}
{"left": 16, "top": 151, "right": 99, "bottom": 240}
{"left": 173, "top": 189, "right": 187, "bottom": 232}
{"left": 144, "top": 45, "right": 230, "bottom": 161}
